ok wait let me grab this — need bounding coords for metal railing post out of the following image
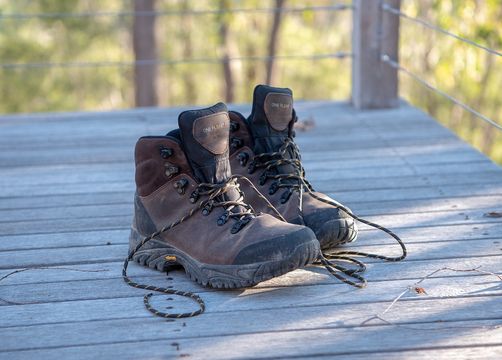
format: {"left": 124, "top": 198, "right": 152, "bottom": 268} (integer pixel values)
{"left": 351, "top": 0, "right": 400, "bottom": 109}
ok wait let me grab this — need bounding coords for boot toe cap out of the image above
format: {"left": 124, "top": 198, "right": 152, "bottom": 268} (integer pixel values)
{"left": 303, "top": 208, "right": 358, "bottom": 250}
{"left": 232, "top": 226, "right": 319, "bottom": 266}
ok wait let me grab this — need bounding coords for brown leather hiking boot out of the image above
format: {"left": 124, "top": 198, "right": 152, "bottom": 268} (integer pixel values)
{"left": 128, "top": 102, "right": 319, "bottom": 289}
{"left": 228, "top": 85, "right": 358, "bottom": 252}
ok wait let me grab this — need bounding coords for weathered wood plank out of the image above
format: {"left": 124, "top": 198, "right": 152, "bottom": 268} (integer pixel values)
{"left": 2, "top": 169, "right": 500, "bottom": 203}
{"left": 0, "top": 203, "right": 500, "bottom": 245}
{"left": 0, "top": 135, "right": 479, "bottom": 159}
{"left": 0, "top": 117, "right": 453, "bottom": 152}
{"left": 1, "top": 160, "right": 497, "bottom": 190}
{"left": 0, "top": 195, "right": 502, "bottom": 222}
{"left": 1, "top": 199, "right": 500, "bottom": 233}
{"left": 1, "top": 176, "right": 500, "bottom": 214}
{"left": 1, "top": 296, "right": 501, "bottom": 353}
{"left": 0, "top": 142, "right": 486, "bottom": 169}
{"left": 1, "top": 320, "right": 501, "bottom": 360}
{"left": 1, "top": 265, "right": 501, "bottom": 312}
{"left": 1, "top": 272, "right": 500, "bottom": 325}
{"left": 321, "top": 346, "right": 502, "bottom": 360}
{"left": 0, "top": 115, "right": 450, "bottom": 145}
{"left": 0, "top": 101, "right": 441, "bottom": 139}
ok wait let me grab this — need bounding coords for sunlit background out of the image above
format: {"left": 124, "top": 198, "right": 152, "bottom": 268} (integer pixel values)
{"left": 0, "top": 0, "right": 500, "bottom": 164}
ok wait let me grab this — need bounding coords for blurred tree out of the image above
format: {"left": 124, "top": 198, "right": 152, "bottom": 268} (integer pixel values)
{"left": 265, "top": 0, "right": 286, "bottom": 85}
{"left": 400, "top": 0, "right": 502, "bottom": 164}
{"left": 133, "top": 0, "right": 158, "bottom": 107}
{"left": 0, "top": 0, "right": 499, "bottom": 164}
{"left": 217, "top": 0, "right": 235, "bottom": 103}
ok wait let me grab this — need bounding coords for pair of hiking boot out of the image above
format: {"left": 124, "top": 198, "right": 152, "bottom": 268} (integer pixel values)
{"left": 124, "top": 85, "right": 405, "bottom": 318}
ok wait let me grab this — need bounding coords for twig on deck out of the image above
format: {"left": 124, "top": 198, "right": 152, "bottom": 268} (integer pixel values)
{"left": 0, "top": 266, "right": 109, "bottom": 305}
{"left": 360, "top": 266, "right": 502, "bottom": 330}
{"left": 0, "top": 266, "right": 109, "bottom": 282}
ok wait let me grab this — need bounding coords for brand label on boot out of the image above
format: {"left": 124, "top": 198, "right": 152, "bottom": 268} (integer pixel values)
{"left": 264, "top": 92, "right": 293, "bottom": 131}
{"left": 193, "top": 112, "right": 230, "bottom": 154}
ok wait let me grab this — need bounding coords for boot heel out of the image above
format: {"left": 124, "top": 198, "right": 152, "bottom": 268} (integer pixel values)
{"left": 128, "top": 227, "right": 143, "bottom": 250}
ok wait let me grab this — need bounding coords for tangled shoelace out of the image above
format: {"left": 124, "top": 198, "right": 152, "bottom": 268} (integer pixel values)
{"left": 125, "top": 138, "right": 407, "bottom": 318}
{"left": 123, "top": 175, "right": 283, "bottom": 318}
{"left": 249, "top": 136, "right": 407, "bottom": 288}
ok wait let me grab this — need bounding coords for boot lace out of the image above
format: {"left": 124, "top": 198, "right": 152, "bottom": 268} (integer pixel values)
{"left": 123, "top": 175, "right": 280, "bottom": 318}
{"left": 249, "top": 136, "right": 407, "bottom": 288}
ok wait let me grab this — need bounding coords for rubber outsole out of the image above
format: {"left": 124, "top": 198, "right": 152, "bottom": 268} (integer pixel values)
{"left": 129, "top": 228, "right": 320, "bottom": 289}
{"left": 316, "top": 216, "right": 358, "bottom": 252}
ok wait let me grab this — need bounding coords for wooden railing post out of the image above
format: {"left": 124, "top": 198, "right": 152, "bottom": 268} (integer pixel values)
{"left": 133, "top": 0, "right": 158, "bottom": 107}
{"left": 351, "top": 0, "right": 400, "bottom": 109}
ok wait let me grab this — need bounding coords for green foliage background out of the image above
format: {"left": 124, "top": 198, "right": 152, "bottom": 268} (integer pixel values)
{"left": 0, "top": 0, "right": 500, "bottom": 164}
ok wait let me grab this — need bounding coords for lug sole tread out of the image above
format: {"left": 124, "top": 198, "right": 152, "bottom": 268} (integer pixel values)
{"left": 129, "top": 228, "right": 319, "bottom": 289}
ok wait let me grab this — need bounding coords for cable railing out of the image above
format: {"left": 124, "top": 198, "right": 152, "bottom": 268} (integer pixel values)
{"left": 0, "top": 53, "right": 353, "bottom": 70}
{"left": 379, "top": 2, "right": 502, "bottom": 131}
{"left": 0, "top": 4, "right": 352, "bottom": 71}
{"left": 0, "top": 0, "right": 500, "bottom": 134}
{"left": 380, "top": 54, "right": 502, "bottom": 132}
{"left": 381, "top": 3, "right": 502, "bottom": 58}
{"left": 0, "top": 4, "right": 353, "bottom": 20}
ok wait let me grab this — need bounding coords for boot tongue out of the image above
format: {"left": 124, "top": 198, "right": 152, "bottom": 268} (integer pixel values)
{"left": 248, "top": 84, "right": 294, "bottom": 154}
{"left": 178, "top": 102, "right": 231, "bottom": 183}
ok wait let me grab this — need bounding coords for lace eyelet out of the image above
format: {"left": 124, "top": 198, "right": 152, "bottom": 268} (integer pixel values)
{"left": 237, "top": 152, "right": 249, "bottom": 166}
{"left": 280, "top": 189, "right": 293, "bottom": 204}
{"left": 269, "top": 181, "right": 279, "bottom": 195}
{"left": 230, "top": 121, "right": 239, "bottom": 132}
{"left": 202, "top": 201, "right": 214, "bottom": 216}
{"left": 159, "top": 146, "right": 173, "bottom": 159}
{"left": 217, "top": 211, "right": 229, "bottom": 226}
{"left": 231, "top": 216, "right": 251, "bottom": 234}
{"left": 258, "top": 173, "right": 267, "bottom": 186}
{"left": 189, "top": 191, "right": 199, "bottom": 203}
{"left": 173, "top": 178, "right": 188, "bottom": 195}
{"left": 230, "top": 137, "right": 243, "bottom": 149}
{"left": 164, "top": 164, "right": 179, "bottom": 177}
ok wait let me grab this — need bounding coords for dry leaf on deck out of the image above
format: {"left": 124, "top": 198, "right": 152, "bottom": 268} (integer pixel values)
{"left": 414, "top": 287, "right": 428, "bottom": 295}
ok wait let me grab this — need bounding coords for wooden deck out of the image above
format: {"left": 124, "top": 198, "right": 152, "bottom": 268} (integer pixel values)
{"left": 0, "top": 101, "right": 501, "bottom": 359}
